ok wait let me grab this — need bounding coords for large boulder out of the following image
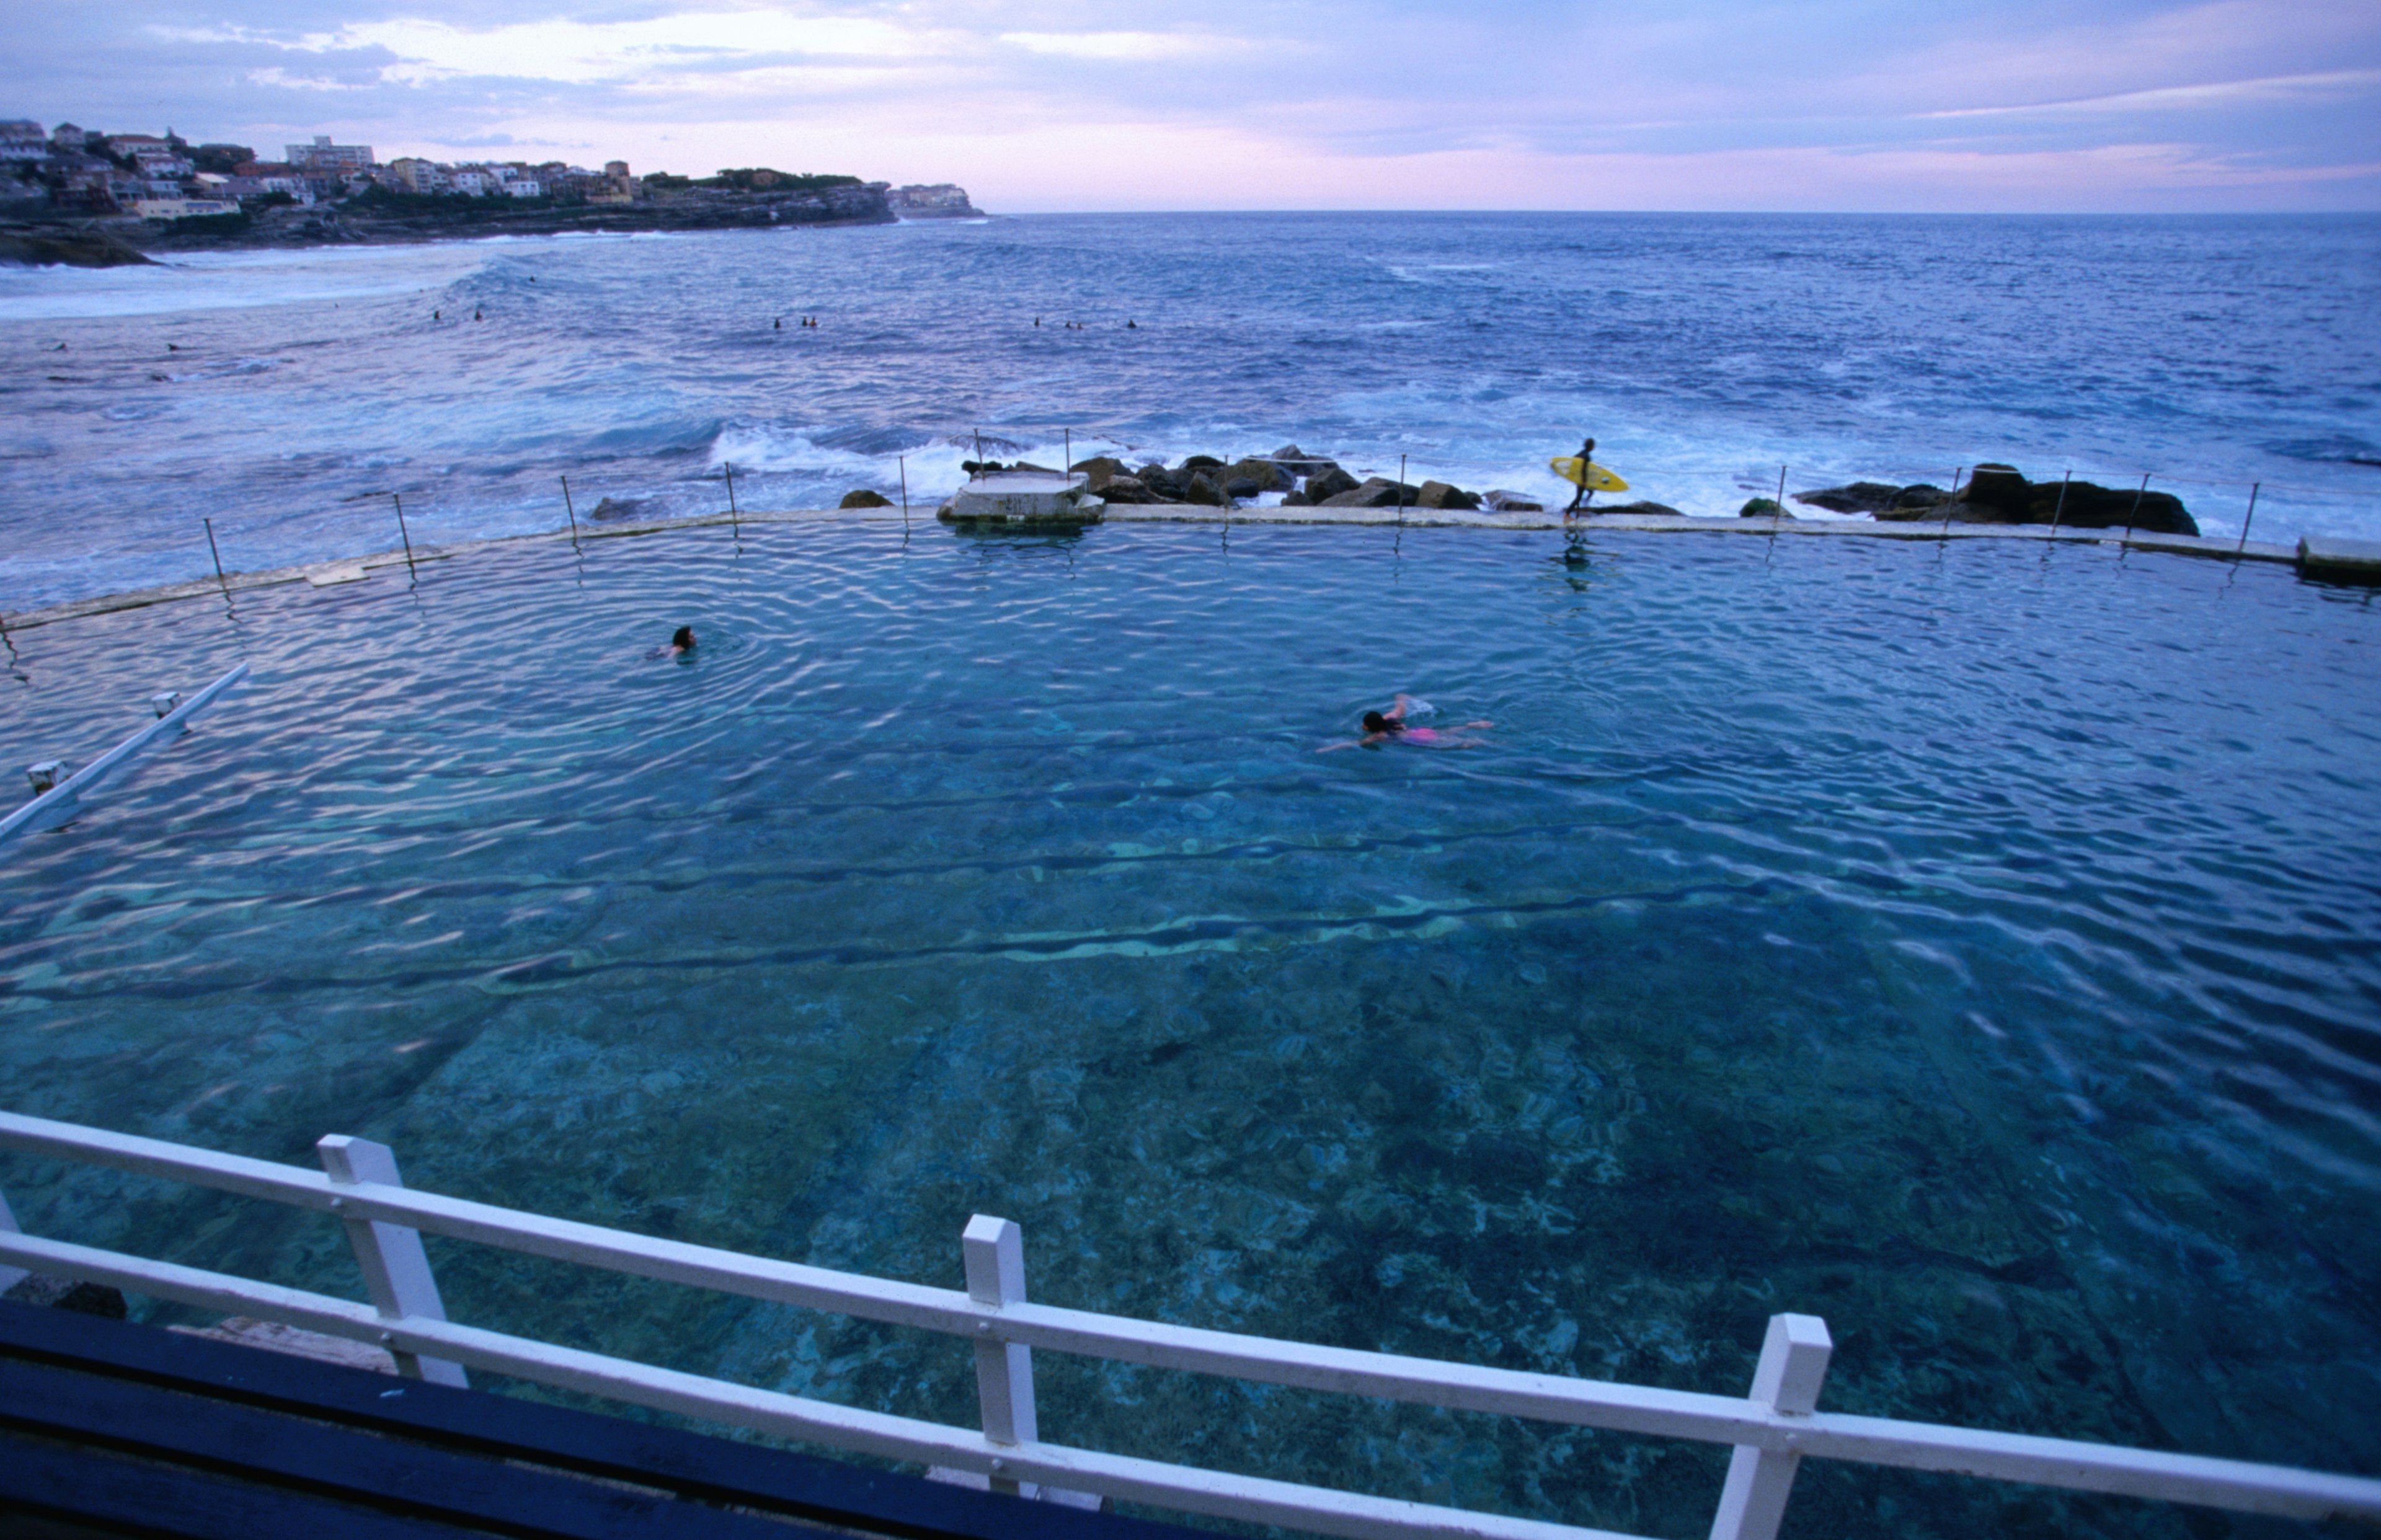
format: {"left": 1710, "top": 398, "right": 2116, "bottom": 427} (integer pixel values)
{"left": 1793, "top": 481, "right": 1901, "bottom": 513}
{"left": 1594, "top": 500, "right": 1686, "bottom": 518}
{"left": 1318, "top": 477, "right": 1414, "bottom": 508}
{"left": 1070, "top": 456, "right": 1127, "bottom": 489}
{"left": 1874, "top": 485, "right": 1949, "bottom": 520}
{"left": 1270, "top": 443, "right": 1334, "bottom": 477}
{"left": 1222, "top": 456, "right": 1292, "bottom": 493}
{"left": 1304, "top": 465, "right": 1360, "bottom": 502}
{"left": 1182, "top": 472, "right": 1226, "bottom": 506}
{"left": 1135, "top": 462, "right": 1185, "bottom": 500}
{"left": 1483, "top": 490, "right": 1545, "bottom": 513}
{"left": 1959, "top": 463, "right": 2031, "bottom": 520}
{"left": 1414, "top": 480, "right": 1480, "bottom": 510}
{"left": 840, "top": 489, "right": 893, "bottom": 508}
{"left": 1096, "top": 474, "right": 1156, "bottom": 503}
{"left": 2028, "top": 479, "right": 2196, "bottom": 536}
{"left": 1739, "top": 498, "right": 1790, "bottom": 519}
{"left": 1177, "top": 454, "right": 1224, "bottom": 472}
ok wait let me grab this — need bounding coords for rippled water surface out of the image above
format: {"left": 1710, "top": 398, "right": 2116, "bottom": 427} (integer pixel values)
{"left": 1, "top": 523, "right": 2377, "bottom": 1538}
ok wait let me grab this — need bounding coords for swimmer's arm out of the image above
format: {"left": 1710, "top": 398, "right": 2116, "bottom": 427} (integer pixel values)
{"left": 1388, "top": 694, "right": 1412, "bottom": 722}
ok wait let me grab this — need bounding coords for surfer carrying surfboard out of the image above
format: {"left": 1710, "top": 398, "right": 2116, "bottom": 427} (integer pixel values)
{"left": 1550, "top": 440, "right": 1629, "bottom": 515}
{"left": 1563, "top": 437, "right": 1595, "bottom": 514}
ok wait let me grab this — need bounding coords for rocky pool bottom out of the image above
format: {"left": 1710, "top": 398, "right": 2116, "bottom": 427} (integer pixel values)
{"left": 0, "top": 521, "right": 2374, "bottom": 1539}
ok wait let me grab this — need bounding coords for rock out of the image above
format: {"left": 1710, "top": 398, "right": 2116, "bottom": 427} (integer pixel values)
{"left": 1483, "top": 490, "right": 1544, "bottom": 513}
{"left": 2025, "top": 479, "right": 2196, "bottom": 536}
{"left": 1270, "top": 444, "right": 1340, "bottom": 478}
{"left": 1222, "top": 456, "right": 1292, "bottom": 492}
{"left": 1414, "top": 480, "right": 1480, "bottom": 510}
{"left": 4, "top": 1272, "right": 128, "bottom": 1318}
{"left": 589, "top": 497, "right": 646, "bottom": 522}
{"left": 1318, "top": 477, "right": 1416, "bottom": 508}
{"left": 1095, "top": 474, "right": 1155, "bottom": 503}
{"left": 1960, "top": 463, "right": 2029, "bottom": 520}
{"left": 1178, "top": 454, "right": 1224, "bottom": 472}
{"left": 1070, "top": 456, "right": 1127, "bottom": 489}
{"left": 1304, "top": 466, "right": 1360, "bottom": 502}
{"left": 960, "top": 459, "right": 1007, "bottom": 475}
{"left": 0, "top": 228, "right": 156, "bottom": 268}
{"left": 1010, "top": 461, "right": 1060, "bottom": 476}
{"left": 1222, "top": 477, "right": 1264, "bottom": 500}
{"left": 1793, "top": 481, "right": 1901, "bottom": 514}
{"left": 840, "top": 489, "right": 892, "bottom": 508}
{"left": 1874, "top": 484, "right": 1950, "bottom": 520}
{"left": 1281, "top": 488, "right": 1311, "bottom": 506}
{"left": 1739, "top": 497, "right": 1789, "bottom": 518}
{"left": 1135, "top": 462, "right": 1184, "bottom": 500}
{"left": 1593, "top": 500, "right": 1686, "bottom": 518}
{"left": 1183, "top": 472, "right": 1226, "bottom": 507}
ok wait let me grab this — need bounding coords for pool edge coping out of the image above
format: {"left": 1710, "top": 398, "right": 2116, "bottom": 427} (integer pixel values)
{"left": 0, "top": 507, "right": 2305, "bottom": 635}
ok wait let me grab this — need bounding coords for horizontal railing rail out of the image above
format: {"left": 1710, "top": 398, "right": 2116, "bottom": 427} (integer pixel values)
{"left": 0, "top": 1109, "right": 2374, "bottom": 1540}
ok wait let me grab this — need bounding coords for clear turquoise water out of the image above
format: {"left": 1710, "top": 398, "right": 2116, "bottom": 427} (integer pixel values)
{"left": 1, "top": 523, "right": 2377, "bottom": 1538}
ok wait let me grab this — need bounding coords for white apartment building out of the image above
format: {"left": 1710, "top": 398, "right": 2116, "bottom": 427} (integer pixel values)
{"left": 0, "top": 121, "right": 45, "bottom": 161}
{"left": 286, "top": 135, "right": 375, "bottom": 172}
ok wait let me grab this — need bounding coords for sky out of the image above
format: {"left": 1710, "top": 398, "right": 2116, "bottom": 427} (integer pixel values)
{"left": 7, "top": 1, "right": 2379, "bottom": 212}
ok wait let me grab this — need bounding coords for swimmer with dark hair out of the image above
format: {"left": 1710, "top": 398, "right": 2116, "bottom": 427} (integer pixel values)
{"left": 1319, "top": 693, "right": 1491, "bottom": 751}
{"left": 648, "top": 625, "right": 697, "bottom": 659}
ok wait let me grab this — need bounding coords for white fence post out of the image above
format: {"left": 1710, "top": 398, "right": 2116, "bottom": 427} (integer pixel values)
{"left": 0, "top": 1190, "right": 27, "bottom": 1294}
{"left": 1708, "top": 1314, "right": 1832, "bottom": 1540}
{"left": 317, "top": 1136, "right": 468, "bottom": 1387}
{"left": 964, "top": 1214, "right": 1039, "bottom": 1495}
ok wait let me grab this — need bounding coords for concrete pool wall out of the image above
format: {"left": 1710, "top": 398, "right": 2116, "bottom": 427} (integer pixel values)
{"left": 0, "top": 504, "right": 2345, "bottom": 637}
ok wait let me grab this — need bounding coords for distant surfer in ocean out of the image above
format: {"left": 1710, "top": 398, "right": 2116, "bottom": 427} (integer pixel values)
{"left": 1564, "top": 436, "right": 1596, "bottom": 515}
{"left": 1319, "top": 694, "right": 1492, "bottom": 752}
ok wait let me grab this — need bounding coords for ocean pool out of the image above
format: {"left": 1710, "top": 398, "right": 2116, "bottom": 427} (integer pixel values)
{"left": 1, "top": 521, "right": 2375, "bottom": 1538}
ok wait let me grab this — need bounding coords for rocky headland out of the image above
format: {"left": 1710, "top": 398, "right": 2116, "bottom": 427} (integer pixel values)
{"left": 3, "top": 179, "right": 905, "bottom": 262}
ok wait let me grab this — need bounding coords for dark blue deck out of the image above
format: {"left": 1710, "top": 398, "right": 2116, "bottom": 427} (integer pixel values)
{"left": 0, "top": 1299, "right": 1204, "bottom": 1540}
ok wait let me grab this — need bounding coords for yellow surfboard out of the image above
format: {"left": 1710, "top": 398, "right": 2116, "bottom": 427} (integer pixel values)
{"left": 1551, "top": 457, "right": 1629, "bottom": 492}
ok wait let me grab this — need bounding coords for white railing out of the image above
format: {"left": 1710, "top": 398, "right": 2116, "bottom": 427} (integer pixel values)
{"left": 0, "top": 1110, "right": 2372, "bottom": 1540}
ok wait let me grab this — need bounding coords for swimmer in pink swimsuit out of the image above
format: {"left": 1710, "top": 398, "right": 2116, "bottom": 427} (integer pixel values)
{"left": 1319, "top": 693, "right": 1492, "bottom": 751}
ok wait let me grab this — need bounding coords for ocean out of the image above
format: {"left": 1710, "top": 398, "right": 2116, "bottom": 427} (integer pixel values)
{"left": 3, "top": 211, "right": 2379, "bottom": 609}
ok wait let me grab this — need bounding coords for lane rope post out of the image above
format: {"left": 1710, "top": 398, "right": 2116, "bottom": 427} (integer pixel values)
{"left": 2235, "top": 482, "right": 2261, "bottom": 556}
{"left": 203, "top": 516, "right": 228, "bottom": 593}
{"left": 393, "top": 493, "right": 417, "bottom": 582}
{"left": 560, "top": 475, "right": 580, "bottom": 546}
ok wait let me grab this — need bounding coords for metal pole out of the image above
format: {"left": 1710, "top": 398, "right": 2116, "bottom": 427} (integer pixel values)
{"left": 393, "top": 493, "right": 416, "bottom": 579}
{"left": 2124, "top": 472, "right": 2148, "bottom": 541}
{"left": 2048, "top": 471, "right": 2069, "bottom": 536}
{"left": 560, "top": 475, "right": 579, "bottom": 542}
{"left": 1773, "top": 464, "right": 1787, "bottom": 530}
{"left": 973, "top": 428, "right": 983, "bottom": 481}
{"left": 1395, "top": 453, "right": 1407, "bottom": 557}
{"left": 204, "top": 516, "right": 228, "bottom": 590}
{"left": 1064, "top": 427, "right": 1071, "bottom": 479}
{"left": 1941, "top": 467, "right": 1962, "bottom": 538}
{"left": 899, "top": 456, "right": 910, "bottom": 534}
{"left": 2235, "top": 482, "right": 2259, "bottom": 555}
{"left": 725, "top": 461, "right": 740, "bottom": 542}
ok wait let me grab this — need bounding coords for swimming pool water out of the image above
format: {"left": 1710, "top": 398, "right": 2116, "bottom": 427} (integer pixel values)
{"left": 1, "top": 523, "right": 2375, "bottom": 1538}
